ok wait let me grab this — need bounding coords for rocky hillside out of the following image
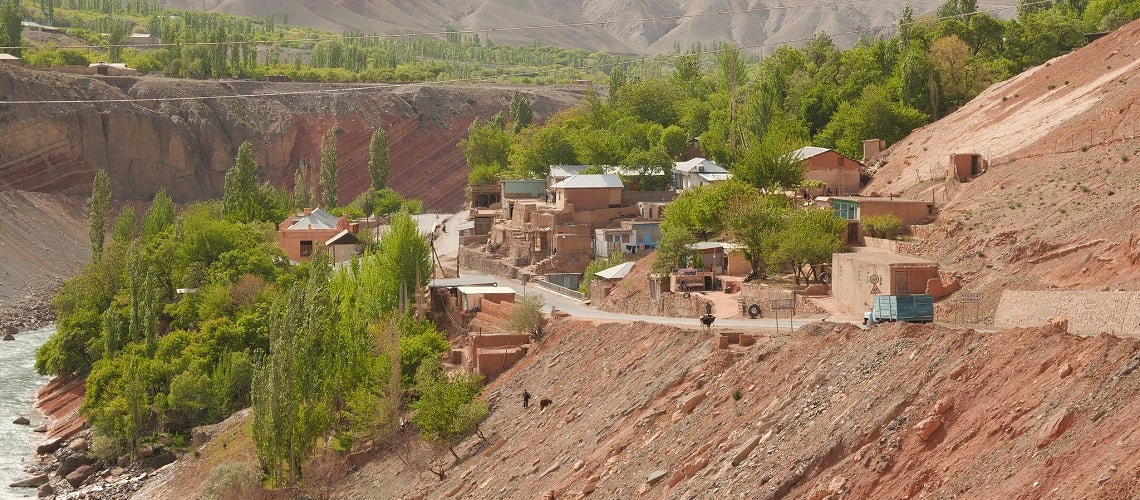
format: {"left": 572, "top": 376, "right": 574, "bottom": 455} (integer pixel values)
{"left": 154, "top": 0, "right": 1015, "bottom": 54}
{"left": 0, "top": 66, "right": 584, "bottom": 210}
{"left": 138, "top": 319, "right": 1140, "bottom": 498}
{"left": 863, "top": 19, "right": 1140, "bottom": 315}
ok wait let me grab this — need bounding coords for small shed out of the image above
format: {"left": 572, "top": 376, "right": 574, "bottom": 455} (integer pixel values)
{"left": 0, "top": 53, "right": 22, "bottom": 66}
{"left": 948, "top": 153, "right": 988, "bottom": 182}
{"left": 323, "top": 229, "right": 362, "bottom": 263}
{"left": 501, "top": 179, "right": 547, "bottom": 200}
{"left": 456, "top": 286, "right": 517, "bottom": 312}
{"left": 831, "top": 251, "right": 939, "bottom": 313}
{"left": 688, "top": 242, "right": 752, "bottom": 277}
{"left": 427, "top": 276, "right": 499, "bottom": 312}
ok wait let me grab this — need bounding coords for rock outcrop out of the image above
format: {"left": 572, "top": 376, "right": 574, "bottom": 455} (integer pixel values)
{"left": 0, "top": 65, "right": 583, "bottom": 211}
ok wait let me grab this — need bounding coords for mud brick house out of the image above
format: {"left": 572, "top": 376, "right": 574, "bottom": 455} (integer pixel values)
{"left": 788, "top": 147, "right": 863, "bottom": 196}
{"left": 551, "top": 174, "right": 623, "bottom": 211}
{"left": 0, "top": 53, "right": 22, "bottom": 66}
{"left": 831, "top": 251, "right": 940, "bottom": 313}
{"left": 830, "top": 196, "right": 935, "bottom": 244}
{"left": 277, "top": 208, "right": 357, "bottom": 262}
{"left": 674, "top": 158, "right": 732, "bottom": 190}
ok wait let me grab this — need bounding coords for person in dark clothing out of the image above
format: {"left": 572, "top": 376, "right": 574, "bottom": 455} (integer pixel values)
{"left": 522, "top": 390, "right": 531, "bottom": 408}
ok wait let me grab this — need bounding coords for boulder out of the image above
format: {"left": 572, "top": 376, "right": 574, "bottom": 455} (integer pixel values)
{"left": 2, "top": 334, "right": 14, "bottom": 341}
{"left": 646, "top": 469, "right": 667, "bottom": 486}
{"left": 65, "top": 465, "right": 96, "bottom": 487}
{"left": 13, "top": 416, "right": 30, "bottom": 425}
{"left": 35, "top": 438, "right": 62, "bottom": 455}
{"left": 731, "top": 434, "right": 762, "bottom": 467}
{"left": 68, "top": 437, "right": 87, "bottom": 452}
{"left": 137, "top": 444, "right": 154, "bottom": 457}
{"left": 931, "top": 399, "right": 954, "bottom": 416}
{"left": 36, "top": 484, "right": 54, "bottom": 498}
{"left": 190, "top": 427, "right": 211, "bottom": 450}
{"left": 144, "top": 450, "right": 176, "bottom": 470}
{"left": 57, "top": 454, "right": 93, "bottom": 477}
{"left": 1058, "top": 363, "right": 1073, "bottom": 378}
{"left": 117, "top": 454, "right": 130, "bottom": 467}
{"left": 110, "top": 466, "right": 126, "bottom": 477}
{"left": 33, "top": 425, "right": 47, "bottom": 433}
{"left": 678, "top": 392, "right": 707, "bottom": 414}
{"left": 914, "top": 417, "right": 942, "bottom": 442}
{"left": 9, "top": 473, "right": 49, "bottom": 488}
{"left": 1037, "top": 408, "right": 1076, "bottom": 449}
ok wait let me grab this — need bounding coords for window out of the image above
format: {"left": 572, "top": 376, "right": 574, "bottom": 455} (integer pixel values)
{"left": 300, "top": 240, "right": 314, "bottom": 257}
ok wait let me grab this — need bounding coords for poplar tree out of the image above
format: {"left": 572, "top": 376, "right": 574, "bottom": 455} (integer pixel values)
{"left": 112, "top": 206, "right": 136, "bottom": 244}
{"left": 320, "top": 128, "right": 338, "bottom": 208}
{"left": 368, "top": 127, "right": 390, "bottom": 192}
{"left": 142, "top": 189, "right": 175, "bottom": 241}
{"left": 89, "top": 170, "right": 111, "bottom": 261}
{"left": 509, "top": 92, "right": 534, "bottom": 134}
{"left": 292, "top": 161, "right": 313, "bottom": 210}
{"left": 222, "top": 142, "right": 260, "bottom": 222}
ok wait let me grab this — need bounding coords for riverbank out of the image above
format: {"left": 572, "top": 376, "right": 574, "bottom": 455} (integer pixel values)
{"left": 0, "top": 326, "right": 53, "bottom": 498}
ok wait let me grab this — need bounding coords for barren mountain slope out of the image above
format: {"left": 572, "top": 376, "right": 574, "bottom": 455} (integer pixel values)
{"left": 862, "top": 20, "right": 1140, "bottom": 315}
{"left": 0, "top": 190, "right": 89, "bottom": 331}
{"left": 0, "top": 66, "right": 584, "bottom": 210}
{"left": 307, "top": 319, "right": 1140, "bottom": 498}
{"left": 153, "top": 0, "right": 1016, "bottom": 54}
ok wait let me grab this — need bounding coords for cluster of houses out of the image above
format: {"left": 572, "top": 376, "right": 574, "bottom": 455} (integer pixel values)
{"left": 461, "top": 137, "right": 977, "bottom": 316}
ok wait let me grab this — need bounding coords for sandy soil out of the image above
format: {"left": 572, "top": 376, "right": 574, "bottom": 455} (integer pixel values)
{"left": 0, "top": 190, "right": 90, "bottom": 332}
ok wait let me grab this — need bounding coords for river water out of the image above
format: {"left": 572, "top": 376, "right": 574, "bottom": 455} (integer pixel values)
{"left": 0, "top": 325, "right": 53, "bottom": 498}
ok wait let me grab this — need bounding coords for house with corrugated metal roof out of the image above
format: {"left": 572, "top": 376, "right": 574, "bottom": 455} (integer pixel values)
{"left": 551, "top": 174, "right": 624, "bottom": 210}
{"left": 276, "top": 208, "right": 358, "bottom": 262}
{"left": 673, "top": 158, "right": 732, "bottom": 190}
{"left": 787, "top": 146, "right": 863, "bottom": 196}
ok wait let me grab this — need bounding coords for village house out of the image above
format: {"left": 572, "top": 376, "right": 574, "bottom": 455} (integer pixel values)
{"left": 830, "top": 196, "right": 935, "bottom": 245}
{"left": 831, "top": 251, "right": 943, "bottom": 313}
{"left": 688, "top": 242, "right": 752, "bottom": 277}
{"left": 277, "top": 208, "right": 359, "bottom": 263}
{"left": 788, "top": 147, "right": 863, "bottom": 196}
{"left": 470, "top": 183, "right": 501, "bottom": 209}
{"left": 673, "top": 158, "right": 731, "bottom": 190}
{"left": 587, "top": 261, "right": 635, "bottom": 301}
{"left": 89, "top": 62, "right": 138, "bottom": 76}
{"left": 594, "top": 219, "right": 662, "bottom": 258}
{"left": 548, "top": 165, "right": 589, "bottom": 187}
{"left": 551, "top": 174, "right": 623, "bottom": 211}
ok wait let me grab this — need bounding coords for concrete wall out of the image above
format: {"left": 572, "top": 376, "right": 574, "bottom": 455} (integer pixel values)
{"left": 804, "top": 150, "right": 861, "bottom": 195}
{"left": 857, "top": 199, "right": 934, "bottom": 226}
{"left": 832, "top": 253, "right": 940, "bottom": 312}
{"left": 994, "top": 291, "right": 1140, "bottom": 337}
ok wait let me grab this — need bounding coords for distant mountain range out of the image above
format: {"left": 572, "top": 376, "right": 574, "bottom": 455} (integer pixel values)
{"left": 156, "top": 0, "right": 1017, "bottom": 53}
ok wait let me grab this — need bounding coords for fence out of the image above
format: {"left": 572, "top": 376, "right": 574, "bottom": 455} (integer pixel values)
{"left": 534, "top": 279, "right": 586, "bottom": 300}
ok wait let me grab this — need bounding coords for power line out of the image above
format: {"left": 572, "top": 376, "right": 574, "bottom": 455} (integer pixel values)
{"left": 0, "top": 2, "right": 1054, "bottom": 106}
{"left": 0, "top": 0, "right": 867, "bottom": 51}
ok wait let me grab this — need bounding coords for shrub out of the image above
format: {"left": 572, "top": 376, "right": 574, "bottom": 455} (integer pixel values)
{"left": 201, "top": 462, "right": 264, "bottom": 500}
{"left": 861, "top": 214, "right": 903, "bottom": 240}
{"left": 732, "top": 389, "right": 742, "bottom": 401}
{"left": 507, "top": 295, "right": 545, "bottom": 340}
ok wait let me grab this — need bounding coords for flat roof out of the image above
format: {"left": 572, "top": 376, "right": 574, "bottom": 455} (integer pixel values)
{"left": 835, "top": 251, "right": 935, "bottom": 266}
{"left": 552, "top": 174, "right": 623, "bottom": 189}
{"left": 429, "top": 275, "right": 498, "bottom": 288}
{"left": 689, "top": 241, "right": 741, "bottom": 251}
{"left": 831, "top": 196, "right": 932, "bottom": 204}
{"left": 675, "top": 158, "right": 728, "bottom": 173}
{"left": 456, "top": 286, "right": 517, "bottom": 295}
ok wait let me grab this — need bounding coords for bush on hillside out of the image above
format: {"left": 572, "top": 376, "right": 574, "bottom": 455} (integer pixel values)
{"left": 861, "top": 214, "right": 903, "bottom": 240}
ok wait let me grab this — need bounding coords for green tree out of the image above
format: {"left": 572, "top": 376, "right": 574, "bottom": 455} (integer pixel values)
{"left": 320, "top": 128, "right": 339, "bottom": 208}
{"left": 112, "top": 206, "right": 137, "bottom": 245}
{"left": 816, "top": 85, "right": 928, "bottom": 159}
{"left": 510, "top": 126, "right": 577, "bottom": 178}
{"left": 659, "top": 124, "right": 688, "bottom": 160}
{"left": 89, "top": 170, "right": 112, "bottom": 262}
{"left": 142, "top": 189, "right": 175, "bottom": 241}
{"left": 252, "top": 252, "right": 335, "bottom": 485}
{"left": 292, "top": 161, "right": 313, "bottom": 210}
{"left": 462, "top": 118, "right": 512, "bottom": 173}
{"left": 368, "top": 127, "right": 390, "bottom": 192}
{"left": 0, "top": 0, "right": 22, "bottom": 56}
{"left": 410, "top": 364, "right": 488, "bottom": 461}
{"left": 772, "top": 208, "right": 845, "bottom": 285}
{"left": 732, "top": 122, "right": 808, "bottom": 190}
{"left": 507, "top": 295, "right": 545, "bottom": 340}
{"left": 725, "top": 194, "right": 790, "bottom": 271}
{"left": 376, "top": 211, "right": 432, "bottom": 313}
{"left": 222, "top": 142, "right": 264, "bottom": 223}
{"left": 509, "top": 92, "right": 534, "bottom": 134}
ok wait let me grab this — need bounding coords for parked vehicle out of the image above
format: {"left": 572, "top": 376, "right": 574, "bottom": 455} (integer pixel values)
{"left": 864, "top": 294, "right": 934, "bottom": 326}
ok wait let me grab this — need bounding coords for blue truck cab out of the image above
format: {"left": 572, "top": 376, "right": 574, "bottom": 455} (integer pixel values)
{"left": 864, "top": 294, "right": 935, "bottom": 326}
